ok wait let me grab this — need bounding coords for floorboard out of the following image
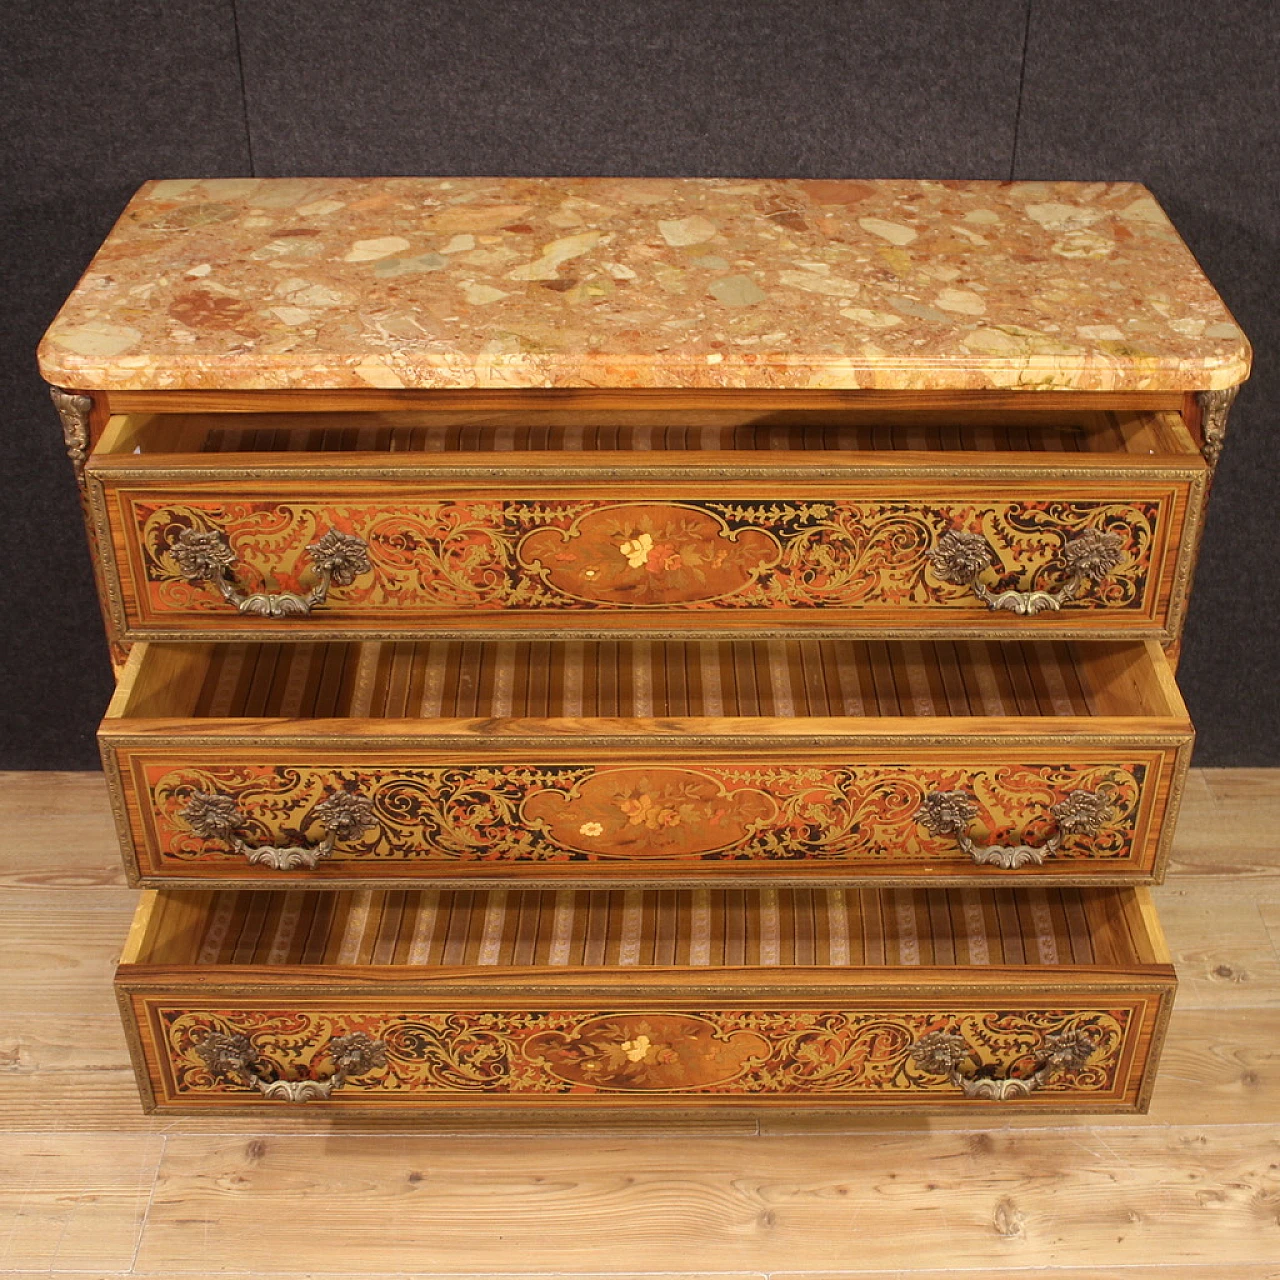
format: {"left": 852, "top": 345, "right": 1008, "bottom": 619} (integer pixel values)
{"left": 0, "top": 768, "right": 1276, "bottom": 1277}
{"left": 133, "top": 1128, "right": 1280, "bottom": 1272}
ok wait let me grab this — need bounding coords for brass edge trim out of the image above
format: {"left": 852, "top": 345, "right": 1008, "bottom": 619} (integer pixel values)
{"left": 119, "top": 624, "right": 1173, "bottom": 643}
{"left": 138, "top": 1099, "right": 1145, "bottom": 1116}
{"left": 95, "top": 390, "right": 1198, "bottom": 409}
{"left": 1151, "top": 739, "right": 1194, "bottom": 884}
{"left": 86, "top": 473, "right": 131, "bottom": 638}
{"left": 105, "top": 733, "right": 1193, "bottom": 751}
{"left": 1164, "top": 470, "right": 1208, "bottom": 641}
{"left": 1134, "top": 986, "right": 1177, "bottom": 1113}
{"left": 90, "top": 461, "right": 1206, "bottom": 483}
{"left": 98, "top": 745, "right": 143, "bottom": 887}
{"left": 134, "top": 871, "right": 1153, "bottom": 891}
{"left": 114, "top": 987, "right": 159, "bottom": 1114}
{"left": 122, "top": 979, "right": 1173, "bottom": 999}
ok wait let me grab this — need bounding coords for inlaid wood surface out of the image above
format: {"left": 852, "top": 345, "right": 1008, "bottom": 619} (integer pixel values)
{"left": 2, "top": 769, "right": 1277, "bottom": 1276}
{"left": 100, "top": 638, "right": 1191, "bottom": 886}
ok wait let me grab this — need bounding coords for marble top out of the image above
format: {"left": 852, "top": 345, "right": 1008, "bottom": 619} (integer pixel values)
{"left": 38, "top": 177, "right": 1250, "bottom": 393}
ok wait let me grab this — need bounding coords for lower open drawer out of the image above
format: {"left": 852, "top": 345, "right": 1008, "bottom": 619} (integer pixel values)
{"left": 117, "top": 884, "right": 1175, "bottom": 1113}
{"left": 101, "top": 636, "right": 1192, "bottom": 887}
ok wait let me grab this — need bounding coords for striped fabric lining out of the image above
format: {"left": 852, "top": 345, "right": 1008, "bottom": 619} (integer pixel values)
{"left": 198, "top": 419, "right": 1109, "bottom": 456}
{"left": 190, "top": 638, "right": 1097, "bottom": 720}
{"left": 191, "top": 886, "right": 1109, "bottom": 968}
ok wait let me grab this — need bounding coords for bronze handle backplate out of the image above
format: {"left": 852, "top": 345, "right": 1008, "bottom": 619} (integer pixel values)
{"left": 927, "top": 527, "right": 1125, "bottom": 615}
{"left": 180, "top": 789, "right": 378, "bottom": 871}
{"left": 917, "top": 787, "right": 1114, "bottom": 870}
{"left": 911, "top": 1028, "right": 1097, "bottom": 1100}
{"left": 168, "top": 526, "right": 371, "bottom": 617}
{"left": 195, "top": 1030, "right": 387, "bottom": 1102}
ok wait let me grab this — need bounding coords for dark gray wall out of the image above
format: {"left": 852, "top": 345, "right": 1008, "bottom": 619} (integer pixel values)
{"left": 3, "top": 0, "right": 1276, "bottom": 768}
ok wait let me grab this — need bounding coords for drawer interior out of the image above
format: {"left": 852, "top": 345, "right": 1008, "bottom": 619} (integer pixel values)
{"left": 94, "top": 406, "right": 1200, "bottom": 460}
{"left": 123, "top": 884, "right": 1170, "bottom": 971}
{"left": 108, "top": 637, "right": 1186, "bottom": 724}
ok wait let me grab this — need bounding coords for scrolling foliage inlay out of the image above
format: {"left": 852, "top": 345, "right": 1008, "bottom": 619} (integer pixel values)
{"left": 160, "top": 1006, "right": 1131, "bottom": 1097}
{"left": 145, "top": 760, "right": 1146, "bottom": 865}
{"left": 131, "top": 496, "right": 1158, "bottom": 614}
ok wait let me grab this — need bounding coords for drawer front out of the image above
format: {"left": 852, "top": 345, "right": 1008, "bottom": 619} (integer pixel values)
{"left": 107, "top": 746, "right": 1184, "bottom": 886}
{"left": 90, "top": 477, "right": 1200, "bottom": 638}
{"left": 123, "top": 992, "right": 1170, "bottom": 1112}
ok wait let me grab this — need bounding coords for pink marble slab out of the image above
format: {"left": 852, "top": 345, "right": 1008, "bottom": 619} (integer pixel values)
{"left": 38, "top": 177, "right": 1250, "bottom": 393}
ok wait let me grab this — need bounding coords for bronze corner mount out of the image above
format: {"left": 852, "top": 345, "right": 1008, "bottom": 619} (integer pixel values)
{"left": 49, "top": 385, "right": 93, "bottom": 484}
{"left": 1196, "top": 385, "right": 1241, "bottom": 470}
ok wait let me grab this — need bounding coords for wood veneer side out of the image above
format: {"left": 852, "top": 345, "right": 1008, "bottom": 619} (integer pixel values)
{"left": 98, "top": 713, "right": 1189, "bottom": 742}
{"left": 1079, "top": 642, "right": 1191, "bottom": 721}
{"left": 113, "top": 960, "right": 1179, "bottom": 995}
{"left": 1113, "top": 408, "right": 1199, "bottom": 454}
{"left": 93, "top": 413, "right": 154, "bottom": 455}
{"left": 102, "top": 643, "right": 150, "bottom": 720}
{"left": 102, "top": 643, "right": 211, "bottom": 719}
{"left": 118, "top": 890, "right": 161, "bottom": 964}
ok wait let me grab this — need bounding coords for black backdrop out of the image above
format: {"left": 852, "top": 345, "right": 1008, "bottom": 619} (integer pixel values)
{"left": 3, "top": 0, "right": 1277, "bottom": 769}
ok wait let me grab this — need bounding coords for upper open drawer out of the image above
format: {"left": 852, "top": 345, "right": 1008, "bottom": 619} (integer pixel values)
{"left": 86, "top": 406, "right": 1207, "bottom": 641}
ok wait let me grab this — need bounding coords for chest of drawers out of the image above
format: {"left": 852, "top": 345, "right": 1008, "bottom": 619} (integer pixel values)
{"left": 42, "top": 177, "right": 1248, "bottom": 1114}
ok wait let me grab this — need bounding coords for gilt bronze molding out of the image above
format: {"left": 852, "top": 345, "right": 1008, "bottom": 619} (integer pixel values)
{"left": 1197, "top": 385, "right": 1241, "bottom": 470}
{"left": 49, "top": 385, "right": 92, "bottom": 484}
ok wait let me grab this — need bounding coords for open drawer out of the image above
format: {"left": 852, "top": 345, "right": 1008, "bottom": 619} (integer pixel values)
{"left": 100, "top": 636, "right": 1193, "bottom": 887}
{"left": 85, "top": 405, "right": 1206, "bottom": 640}
{"left": 116, "top": 883, "right": 1175, "bottom": 1114}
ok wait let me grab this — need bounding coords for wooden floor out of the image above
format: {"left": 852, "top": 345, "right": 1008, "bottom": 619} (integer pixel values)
{"left": 2, "top": 770, "right": 1279, "bottom": 1278}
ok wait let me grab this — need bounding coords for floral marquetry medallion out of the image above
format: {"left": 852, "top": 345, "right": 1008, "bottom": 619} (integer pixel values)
{"left": 518, "top": 504, "right": 780, "bottom": 606}
{"left": 125, "top": 494, "right": 1161, "bottom": 617}
{"left": 155, "top": 1005, "right": 1133, "bottom": 1099}
{"left": 134, "top": 758, "right": 1149, "bottom": 871}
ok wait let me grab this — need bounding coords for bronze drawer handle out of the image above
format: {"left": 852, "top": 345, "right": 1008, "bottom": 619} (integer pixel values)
{"left": 169, "top": 527, "right": 371, "bottom": 617}
{"left": 195, "top": 1030, "right": 387, "bottom": 1102}
{"left": 180, "top": 789, "right": 377, "bottom": 871}
{"left": 927, "top": 527, "right": 1125, "bottom": 614}
{"left": 917, "top": 787, "right": 1113, "bottom": 870}
{"left": 911, "top": 1028, "right": 1096, "bottom": 1100}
